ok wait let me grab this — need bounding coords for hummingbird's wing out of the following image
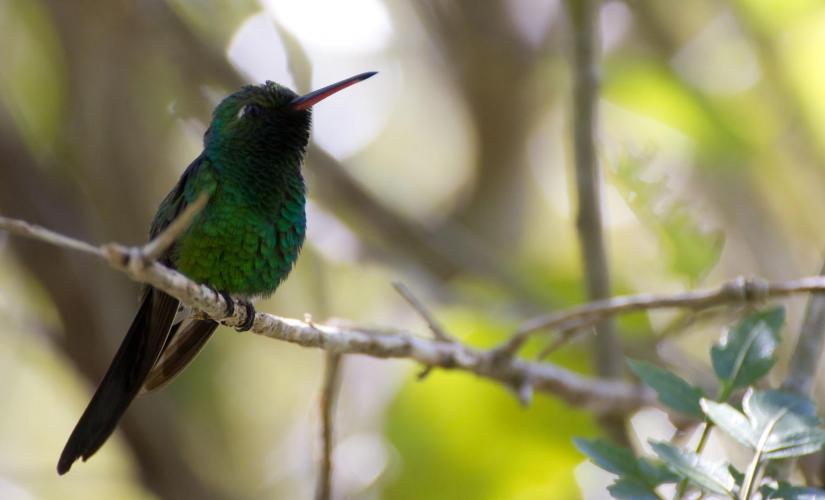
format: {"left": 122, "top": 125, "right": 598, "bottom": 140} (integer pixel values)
{"left": 143, "top": 315, "right": 218, "bottom": 391}
{"left": 57, "top": 156, "right": 216, "bottom": 474}
{"left": 140, "top": 155, "right": 222, "bottom": 390}
{"left": 149, "top": 154, "right": 216, "bottom": 251}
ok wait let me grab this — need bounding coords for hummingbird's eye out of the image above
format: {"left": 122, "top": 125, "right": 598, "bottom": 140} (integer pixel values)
{"left": 238, "top": 104, "right": 262, "bottom": 120}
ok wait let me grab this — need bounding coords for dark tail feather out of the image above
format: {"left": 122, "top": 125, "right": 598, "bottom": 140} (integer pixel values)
{"left": 143, "top": 318, "right": 218, "bottom": 391}
{"left": 57, "top": 288, "right": 179, "bottom": 475}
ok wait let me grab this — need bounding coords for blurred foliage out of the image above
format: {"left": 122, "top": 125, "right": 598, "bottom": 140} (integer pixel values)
{"left": 581, "top": 308, "right": 825, "bottom": 498}
{"left": 386, "top": 311, "right": 596, "bottom": 499}
{"left": 2, "top": 0, "right": 825, "bottom": 498}
{"left": 612, "top": 154, "right": 724, "bottom": 284}
{"left": 0, "top": 0, "right": 65, "bottom": 154}
{"left": 603, "top": 59, "right": 751, "bottom": 164}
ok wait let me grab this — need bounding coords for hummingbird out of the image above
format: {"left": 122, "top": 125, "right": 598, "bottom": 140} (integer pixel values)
{"left": 57, "top": 71, "right": 377, "bottom": 474}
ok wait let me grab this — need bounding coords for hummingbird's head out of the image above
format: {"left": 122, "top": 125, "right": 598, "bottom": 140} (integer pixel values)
{"left": 204, "top": 72, "right": 377, "bottom": 165}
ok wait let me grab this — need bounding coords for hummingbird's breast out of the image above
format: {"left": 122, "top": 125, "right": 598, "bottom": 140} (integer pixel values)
{"left": 173, "top": 167, "right": 306, "bottom": 296}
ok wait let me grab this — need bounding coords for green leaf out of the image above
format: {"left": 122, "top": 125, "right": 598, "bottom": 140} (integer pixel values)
{"left": 711, "top": 307, "right": 784, "bottom": 392}
{"left": 745, "top": 390, "right": 820, "bottom": 431}
{"left": 650, "top": 441, "right": 735, "bottom": 496}
{"left": 728, "top": 464, "right": 744, "bottom": 488}
{"left": 701, "top": 399, "right": 757, "bottom": 448}
{"left": 628, "top": 359, "right": 704, "bottom": 418}
{"left": 700, "top": 390, "right": 825, "bottom": 460}
{"left": 762, "top": 429, "right": 825, "bottom": 460}
{"left": 744, "top": 390, "right": 825, "bottom": 459}
{"left": 761, "top": 480, "right": 825, "bottom": 499}
{"left": 638, "top": 458, "right": 680, "bottom": 485}
{"left": 608, "top": 477, "right": 660, "bottom": 500}
{"left": 573, "top": 438, "right": 640, "bottom": 478}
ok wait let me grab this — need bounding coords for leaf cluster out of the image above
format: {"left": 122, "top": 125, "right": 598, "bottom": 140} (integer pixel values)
{"left": 577, "top": 308, "right": 825, "bottom": 499}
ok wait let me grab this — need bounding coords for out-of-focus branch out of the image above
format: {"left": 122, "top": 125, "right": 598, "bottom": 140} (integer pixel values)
{"left": 782, "top": 260, "right": 825, "bottom": 396}
{"left": 304, "top": 145, "right": 482, "bottom": 279}
{"left": 496, "top": 275, "right": 821, "bottom": 355}
{"left": 306, "top": 146, "right": 531, "bottom": 295}
{"left": 568, "top": 0, "right": 621, "bottom": 378}
{"left": 0, "top": 214, "right": 654, "bottom": 415}
{"left": 316, "top": 352, "right": 343, "bottom": 500}
{"left": 782, "top": 259, "right": 825, "bottom": 485}
{"left": 490, "top": 276, "right": 825, "bottom": 355}
{"left": 566, "top": 0, "right": 627, "bottom": 443}
{"left": 412, "top": 1, "right": 550, "bottom": 249}
{"left": 393, "top": 281, "right": 454, "bottom": 343}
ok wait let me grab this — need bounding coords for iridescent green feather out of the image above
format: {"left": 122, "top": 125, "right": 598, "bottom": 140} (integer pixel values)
{"left": 151, "top": 80, "right": 311, "bottom": 297}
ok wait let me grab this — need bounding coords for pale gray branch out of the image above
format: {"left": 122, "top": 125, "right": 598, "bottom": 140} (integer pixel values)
{"left": 5, "top": 211, "right": 825, "bottom": 419}
{"left": 780, "top": 259, "right": 825, "bottom": 483}
{"left": 0, "top": 215, "right": 103, "bottom": 257}
{"left": 497, "top": 276, "right": 780, "bottom": 355}
{"left": 0, "top": 213, "right": 654, "bottom": 415}
{"left": 782, "top": 259, "right": 825, "bottom": 396}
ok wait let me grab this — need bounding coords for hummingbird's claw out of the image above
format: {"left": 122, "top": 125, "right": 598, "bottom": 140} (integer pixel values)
{"left": 215, "top": 289, "right": 235, "bottom": 317}
{"left": 235, "top": 300, "right": 256, "bottom": 332}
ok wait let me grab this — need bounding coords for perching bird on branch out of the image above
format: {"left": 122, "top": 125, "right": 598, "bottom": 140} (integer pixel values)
{"left": 57, "top": 72, "right": 377, "bottom": 474}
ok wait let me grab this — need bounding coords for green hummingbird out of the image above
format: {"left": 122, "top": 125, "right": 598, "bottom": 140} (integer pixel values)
{"left": 57, "top": 71, "right": 377, "bottom": 474}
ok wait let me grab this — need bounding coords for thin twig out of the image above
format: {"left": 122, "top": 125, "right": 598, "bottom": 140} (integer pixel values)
{"left": 142, "top": 193, "right": 209, "bottom": 261}
{"left": 316, "top": 352, "right": 343, "bottom": 500}
{"left": 0, "top": 213, "right": 654, "bottom": 414}
{"left": 675, "top": 421, "right": 714, "bottom": 499}
{"left": 779, "top": 258, "right": 825, "bottom": 482}
{"left": 0, "top": 215, "right": 102, "bottom": 257}
{"left": 535, "top": 323, "right": 595, "bottom": 360}
{"left": 392, "top": 282, "right": 454, "bottom": 342}
{"left": 742, "top": 410, "right": 787, "bottom": 500}
{"left": 495, "top": 276, "right": 775, "bottom": 356}
{"left": 782, "top": 258, "right": 825, "bottom": 396}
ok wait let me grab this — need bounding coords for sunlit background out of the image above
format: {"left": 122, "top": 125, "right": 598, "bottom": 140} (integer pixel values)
{"left": 2, "top": 0, "right": 825, "bottom": 498}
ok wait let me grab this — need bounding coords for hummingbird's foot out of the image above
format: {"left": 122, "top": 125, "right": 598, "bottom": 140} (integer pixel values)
{"left": 235, "top": 300, "right": 256, "bottom": 332}
{"left": 217, "top": 290, "right": 235, "bottom": 317}
{"left": 235, "top": 299, "right": 255, "bottom": 332}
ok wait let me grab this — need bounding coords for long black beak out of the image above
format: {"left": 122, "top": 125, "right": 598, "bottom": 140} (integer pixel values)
{"left": 289, "top": 71, "right": 377, "bottom": 111}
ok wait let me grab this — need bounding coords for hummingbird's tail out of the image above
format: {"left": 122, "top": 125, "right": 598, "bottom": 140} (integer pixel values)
{"left": 57, "top": 288, "right": 179, "bottom": 475}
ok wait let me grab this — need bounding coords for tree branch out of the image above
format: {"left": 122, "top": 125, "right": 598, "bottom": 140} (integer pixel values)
{"left": 5, "top": 211, "right": 824, "bottom": 376}
{"left": 567, "top": 0, "right": 622, "bottom": 377}
{"left": 566, "top": 0, "right": 627, "bottom": 442}
{"left": 783, "top": 259, "right": 825, "bottom": 396}
{"left": 0, "top": 213, "right": 653, "bottom": 415}
{"left": 393, "top": 281, "right": 455, "bottom": 343}
{"left": 496, "top": 275, "right": 803, "bottom": 355}
{"left": 316, "top": 352, "right": 343, "bottom": 500}
{"left": 781, "top": 259, "right": 825, "bottom": 484}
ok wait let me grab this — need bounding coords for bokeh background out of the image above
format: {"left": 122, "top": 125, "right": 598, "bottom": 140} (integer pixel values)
{"left": 2, "top": 0, "right": 825, "bottom": 498}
